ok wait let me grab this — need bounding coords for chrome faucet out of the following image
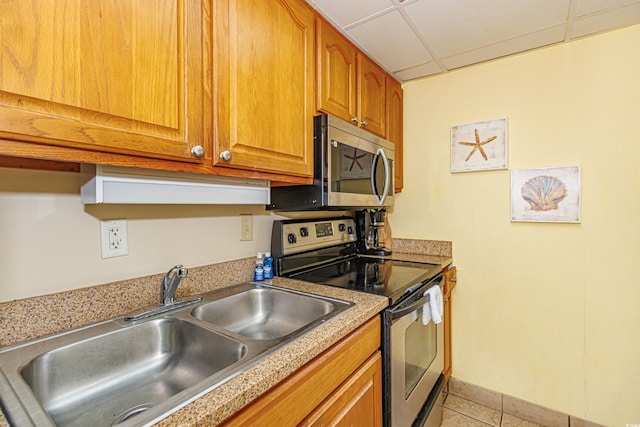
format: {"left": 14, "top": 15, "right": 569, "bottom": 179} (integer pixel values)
{"left": 162, "top": 265, "right": 188, "bottom": 305}
{"left": 124, "top": 264, "right": 200, "bottom": 322}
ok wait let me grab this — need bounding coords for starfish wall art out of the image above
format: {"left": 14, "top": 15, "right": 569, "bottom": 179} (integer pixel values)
{"left": 450, "top": 118, "right": 508, "bottom": 173}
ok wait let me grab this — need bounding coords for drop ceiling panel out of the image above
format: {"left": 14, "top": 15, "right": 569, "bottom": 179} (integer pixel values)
{"left": 346, "top": 10, "right": 433, "bottom": 72}
{"left": 404, "top": 0, "right": 571, "bottom": 58}
{"left": 442, "top": 25, "right": 566, "bottom": 70}
{"left": 575, "top": 0, "right": 640, "bottom": 16}
{"left": 305, "top": 0, "right": 640, "bottom": 81}
{"left": 394, "top": 62, "right": 443, "bottom": 81}
{"left": 311, "top": 0, "right": 394, "bottom": 27}
{"left": 571, "top": 2, "right": 640, "bottom": 38}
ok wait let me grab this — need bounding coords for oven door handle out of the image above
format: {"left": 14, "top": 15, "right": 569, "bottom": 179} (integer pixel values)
{"left": 390, "top": 293, "right": 429, "bottom": 321}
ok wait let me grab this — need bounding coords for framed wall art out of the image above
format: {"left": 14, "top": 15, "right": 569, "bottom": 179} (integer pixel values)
{"left": 451, "top": 118, "right": 508, "bottom": 173}
{"left": 511, "top": 166, "right": 581, "bottom": 223}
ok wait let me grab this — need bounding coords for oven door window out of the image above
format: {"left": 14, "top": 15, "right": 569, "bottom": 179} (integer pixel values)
{"left": 404, "top": 319, "right": 437, "bottom": 398}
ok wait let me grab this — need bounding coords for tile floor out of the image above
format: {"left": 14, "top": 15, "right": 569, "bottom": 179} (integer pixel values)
{"left": 439, "top": 378, "right": 605, "bottom": 427}
{"left": 440, "top": 392, "right": 547, "bottom": 427}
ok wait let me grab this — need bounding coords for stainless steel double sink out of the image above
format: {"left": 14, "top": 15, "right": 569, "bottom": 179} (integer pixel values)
{"left": 0, "top": 282, "right": 353, "bottom": 427}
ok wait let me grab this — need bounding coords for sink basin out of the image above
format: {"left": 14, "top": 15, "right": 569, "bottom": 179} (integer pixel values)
{"left": 19, "top": 318, "right": 246, "bottom": 427}
{"left": 191, "top": 285, "right": 351, "bottom": 340}
{"left": 0, "top": 282, "right": 352, "bottom": 427}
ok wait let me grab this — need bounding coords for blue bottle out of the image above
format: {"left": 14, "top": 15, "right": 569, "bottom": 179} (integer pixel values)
{"left": 254, "top": 252, "right": 264, "bottom": 282}
{"left": 263, "top": 251, "right": 274, "bottom": 280}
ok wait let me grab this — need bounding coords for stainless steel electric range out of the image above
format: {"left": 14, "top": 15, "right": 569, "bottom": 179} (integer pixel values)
{"left": 271, "top": 217, "right": 446, "bottom": 427}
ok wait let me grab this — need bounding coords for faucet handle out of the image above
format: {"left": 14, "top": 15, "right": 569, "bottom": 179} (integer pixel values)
{"left": 162, "top": 264, "right": 189, "bottom": 305}
{"left": 177, "top": 266, "right": 188, "bottom": 277}
{"left": 164, "top": 264, "right": 186, "bottom": 283}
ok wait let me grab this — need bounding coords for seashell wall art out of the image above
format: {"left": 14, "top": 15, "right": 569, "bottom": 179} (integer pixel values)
{"left": 511, "top": 166, "right": 581, "bottom": 223}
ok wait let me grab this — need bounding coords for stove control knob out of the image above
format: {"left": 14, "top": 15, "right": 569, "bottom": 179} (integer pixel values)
{"left": 338, "top": 223, "right": 346, "bottom": 232}
{"left": 287, "top": 233, "right": 297, "bottom": 244}
{"left": 347, "top": 226, "right": 354, "bottom": 234}
{"left": 300, "top": 227, "right": 309, "bottom": 237}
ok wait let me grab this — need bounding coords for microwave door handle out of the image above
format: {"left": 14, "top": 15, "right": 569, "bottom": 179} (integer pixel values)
{"left": 371, "top": 148, "right": 390, "bottom": 205}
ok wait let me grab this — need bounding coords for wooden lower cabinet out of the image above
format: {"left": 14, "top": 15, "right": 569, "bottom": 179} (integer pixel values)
{"left": 222, "top": 316, "right": 382, "bottom": 427}
{"left": 301, "top": 352, "right": 382, "bottom": 427}
{"left": 443, "top": 265, "right": 457, "bottom": 382}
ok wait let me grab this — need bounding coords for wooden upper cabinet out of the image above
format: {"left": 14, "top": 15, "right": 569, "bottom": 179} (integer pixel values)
{"left": 315, "top": 19, "right": 357, "bottom": 124}
{"left": 213, "top": 0, "right": 314, "bottom": 178}
{"left": 0, "top": 0, "right": 207, "bottom": 162}
{"left": 357, "top": 54, "right": 386, "bottom": 138}
{"left": 386, "top": 77, "right": 403, "bottom": 192}
{"left": 316, "top": 21, "right": 387, "bottom": 139}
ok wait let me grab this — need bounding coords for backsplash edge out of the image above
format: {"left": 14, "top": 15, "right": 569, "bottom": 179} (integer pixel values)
{"left": 0, "top": 258, "right": 255, "bottom": 348}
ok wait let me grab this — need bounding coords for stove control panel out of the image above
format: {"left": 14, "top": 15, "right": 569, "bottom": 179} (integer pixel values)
{"left": 271, "top": 217, "right": 357, "bottom": 257}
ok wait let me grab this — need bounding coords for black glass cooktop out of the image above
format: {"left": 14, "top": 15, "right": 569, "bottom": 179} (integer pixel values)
{"left": 288, "top": 256, "right": 441, "bottom": 305}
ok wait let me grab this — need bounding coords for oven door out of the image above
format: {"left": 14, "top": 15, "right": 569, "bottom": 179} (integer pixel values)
{"left": 384, "top": 277, "right": 444, "bottom": 427}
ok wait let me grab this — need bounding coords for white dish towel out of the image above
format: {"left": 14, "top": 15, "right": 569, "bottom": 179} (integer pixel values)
{"left": 422, "top": 285, "right": 443, "bottom": 325}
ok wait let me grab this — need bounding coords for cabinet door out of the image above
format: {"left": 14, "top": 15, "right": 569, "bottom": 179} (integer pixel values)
{"left": 386, "top": 77, "right": 403, "bottom": 193}
{"left": 221, "top": 317, "right": 380, "bottom": 426}
{"left": 213, "top": 0, "right": 314, "bottom": 178}
{"left": 443, "top": 266, "right": 457, "bottom": 380}
{"left": 301, "top": 352, "right": 382, "bottom": 427}
{"left": 357, "top": 54, "right": 386, "bottom": 138}
{"left": 0, "top": 0, "right": 207, "bottom": 161}
{"left": 316, "top": 19, "right": 357, "bottom": 124}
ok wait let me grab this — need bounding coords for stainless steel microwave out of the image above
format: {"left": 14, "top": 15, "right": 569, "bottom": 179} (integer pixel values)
{"left": 269, "top": 114, "right": 395, "bottom": 211}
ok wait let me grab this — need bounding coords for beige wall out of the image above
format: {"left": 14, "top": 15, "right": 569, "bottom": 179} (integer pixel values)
{"left": 392, "top": 25, "right": 640, "bottom": 425}
{"left": 0, "top": 167, "right": 277, "bottom": 302}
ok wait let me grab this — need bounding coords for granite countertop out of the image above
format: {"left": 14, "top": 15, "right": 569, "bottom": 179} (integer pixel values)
{"left": 0, "top": 277, "right": 388, "bottom": 427}
{"left": 384, "top": 251, "right": 452, "bottom": 268}
{"left": 0, "top": 238, "right": 453, "bottom": 426}
{"left": 156, "top": 247, "right": 453, "bottom": 425}
{"left": 154, "top": 277, "right": 388, "bottom": 426}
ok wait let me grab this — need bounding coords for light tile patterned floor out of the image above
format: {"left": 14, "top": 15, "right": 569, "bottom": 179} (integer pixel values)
{"left": 441, "top": 393, "right": 545, "bottom": 427}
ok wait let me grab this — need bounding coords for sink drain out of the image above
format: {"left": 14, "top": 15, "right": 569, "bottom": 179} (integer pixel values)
{"left": 112, "top": 404, "right": 154, "bottom": 425}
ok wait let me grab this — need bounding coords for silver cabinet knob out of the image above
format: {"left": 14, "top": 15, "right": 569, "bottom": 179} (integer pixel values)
{"left": 360, "top": 120, "right": 368, "bottom": 127}
{"left": 351, "top": 117, "right": 358, "bottom": 124}
{"left": 220, "top": 150, "right": 232, "bottom": 162}
{"left": 191, "top": 145, "right": 205, "bottom": 158}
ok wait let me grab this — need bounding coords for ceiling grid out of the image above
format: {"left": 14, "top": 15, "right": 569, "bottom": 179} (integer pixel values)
{"left": 306, "top": 0, "right": 640, "bottom": 81}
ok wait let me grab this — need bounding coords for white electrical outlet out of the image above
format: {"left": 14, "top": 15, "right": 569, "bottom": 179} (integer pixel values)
{"left": 100, "top": 220, "right": 128, "bottom": 258}
{"left": 240, "top": 215, "right": 253, "bottom": 241}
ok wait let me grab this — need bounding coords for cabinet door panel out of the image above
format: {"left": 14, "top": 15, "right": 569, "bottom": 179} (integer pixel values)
{"left": 357, "top": 54, "right": 386, "bottom": 138}
{"left": 214, "top": 0, "right": 314, "bottom": 177}
{"left": 301, "top": 352, "right": 382, "bottom": 427}
{"left": 386, "top": 77, "right": 403, "bottom": 192}
{"left": 316, "top": 19, "right": 357, "bottom": 124}
{"left": 0, "top": 0, "right": 205, "bottom": 161}
{"left": 443, "top": 266, "right": 457, "bottom": 380}
{"left": 221, "top": 317, "right": 380, "bottom": 426}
